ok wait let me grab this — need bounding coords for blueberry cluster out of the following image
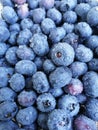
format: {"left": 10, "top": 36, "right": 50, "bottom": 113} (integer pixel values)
{"left": 0, "top": 0, "right": 98, "bottom": 130}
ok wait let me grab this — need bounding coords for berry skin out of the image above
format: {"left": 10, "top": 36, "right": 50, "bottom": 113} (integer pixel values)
{"left": 43, "top": 59, "right": 55, "bottom": 74}
{"left": 75, "top": 22, "right": 92, "bottom": 38}
{"left": 1, "top": 0, "right": 13, "bottom": 7}
{"left": 0, "top": 87, "right": 16, "bottom": 103}
{"left": 17, "top": 29, "right": 32, "bottom": 45}
{"left": 39, "top": 0, "right": 54, "bottom": 10}
{"left": 88, "top": 58, "right": 98, "bottom": 71}
{"left": 37, "top": 112, "right": 48, "bottom": 130}
{"left": 0, "top": 101, "right": 18, "bottom": 121}
{"left": 75, "top": 44, "right": 93, "bottom": 62}
{"left": 23, "top": 123, "right": 37, "bottom": 130}
{"left": 60, "top": 0, "right": 77, "bottom": 12}
{"left": 63, "top": 23, "right": 74, "bottom": 34}
{"left": 48, "top": 109, "right": 72, "bottom": 130}
{"left": 0, "top": 121, "right": 18, "bottom": 130}
{"left": 32, "top": 71, "right": 50, "bottom": 93}
{"left": 58, "top": 95, "right": 80, "bottom": 117}
{"left": 0, "top": 42, "right": 7, "bottom": 57}
{"left": 76, "top": 94, "right": 87, "bottom": 104}
{"left": 5, "top": 46, "right": 18, "bottom": 65}
{"left": 31, "top": 8, "right": 46, "bottom": 24}
{"left": 64, "top": 78, "right": 83, "bottom": 96}
{"left": 18, "top": 90, "right": 37, "bottom": 107}
{"left": 75, "top": 3, "right": 91, "bottom": 21}
{"left": 70, "top": 61, "right": 88, "bottom": 78}
{"left": 50, "top": 42, "right": 75, "bottom": 66}
{"left": 9, "top": 23, "right": 20, "bottom": 32}
{"left": 74, "top": 115, "right": 97, "bottom": 130}
{"left": 37, "top": 93, "right": 56, "bottom": 112}
{"left": 27, "top": 0, "right": 39, "bottom": 9}
{"left": 16, "top": 45, "right": 35, "bottom": 60}
{"left": 0, "top": 26, "right": 10, "bottom": 42}
{"left": 63, "top": 11, "right": 77, "bottom": 24}
{"left": 49, "top": 27, "right": 66, "bottom": 43}
{"left": 12, "top": 0, "right": 26, "bottom": 5}
{"left": 16, "top": 106, "right": 38, "bottom": 125}
{"left": 86, "top": 98, "right": 98, "bottom": 121}
{"left": 87, "top": 6, "right": 98, "bottom": 26}
{"left": 17, "top": 3, "right": 29, "bottom": 19}
{"left": 34, "top": 56, "right": 43, "bottom": 70}
{"left": 41, "top": 18, "right": 56, "bottom": 35}
{"left": 15, "top": 60, "right": 37, "bottom": 76}
{"left": 8, "top": 31, "right": 18, "bottom": 45}
{"left": 9, "top": 73, "right": 25, "bottom": 92}
{"left": 30, "top": 33, "right": 49, "bottom": 56}
{"left": 2, "top": 6, "right": 18, "bottom": 24}
{"left": 30, "top": 24, "right": 41, "bottom": 35}
{"left": 86, "top": 35, "right": 98, "bottom": 50}
{"left": 49, "top": 67, "right": 72, "bottom": 88}
{"left": 47, "top": 8, "right": 62, "bottom": 25}
{"left": 20, "top": 18, "right": 33, "bottom": 30}
{"left": 49, "top": 88, "right": 64, "bottom": 98}
{"left": 82, "top": 71, "right": 98, "bottom": 98}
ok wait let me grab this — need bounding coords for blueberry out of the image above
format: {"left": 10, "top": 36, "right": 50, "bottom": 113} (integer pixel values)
{"left": 75, "top": 94, "right": 87, "bottom": 104}
{"left": 86, "top": 98, "right": 98, "bottom": 121}
{"left": 75, "top": 44, "right": 93, "bottom": 62}
{"left": 88, "top": 58, "right": 98, "bottom": 71}
{"left": 15, "top": 60, "right": 37, "bottom": 76}
{"left": 64, "top": 78, "right": 83, "bottom": 95}
{"left": 85, "top": 35, "right": 98, "bottom": 50}
{"left": 18, "top": 90, "right": 37, "bottom": 107}
{"left": 63, "top": 23, "right": 74, "bottom": 34}
{"left": 16, "top": 45, "right": 35, "bottom": 60}
{"left": 58, "top": 94, "right": 80, "bottom": 117}
{"left": 86, "top": 0, "right": 98, "bottom": 7}
{"left": 30, "top": 24, "right": 41, "bottom": 35}
{"left": 41, "top": 18, "right": 56, "bottom": 34}
{"left": 49, "top": 67, "right": 72, "bottom": 88}
{"left": 63, "top": 11, "right": 77, "bottom": 24}
{"left": 95, "top": 47, "right": 98, "bottom": 56}
{"left": 82, "top": 71, "right": 98, "bottom": 97}
{"left": 31, "top": 8, "right": 46, "bottom": 24}
{"left": 39, "top": 0, "right": 55, "bottom": 10}
{"left": 75, "top": 3, "right": 91, "bottom": 21}
{"left": 74, "top": 115, "right": 97, "bottom": 130}
{"left": 37, "top": 93, "right": 56, "bottom": 112}
{"left": 50, "top": 42, "right": 75, "bottom": 66}
{"left": 87, "top": 6, "right": 98, "bottom": 26}
{"left": 70, "top": 61, "right": 88, "bottom": 78}
{"left": 8, "top": 31, "right": 18, "bottom": 45}
{"left": 17, "top": 3, "right": 29, "bottom": 19}
{"left": 9, "top": 23, "right": 20, "bottom": 32}
{"left": 75, "top": 22, "right": 92, "bottom": 38}
{"left": 5, "top": 46, "right": 18, "bottom": 65}
{"left": 43, "top": 59, "right": 55, "bottom": 74}
{"left": 16, "top": 106, "right": 37, "bottom": 125}
{"left": 49, "top": 27, "right": 66, "bottom": 43}
{"left": 0, "top": 42, "right": 7, "bottom": 57}
{"left": 49, "top": 88, "right": 64, "bottom": 98}
{"left": 62, "top": 33, "right": 79, "bottom": 49}
{"left": 2, "top": 6, "right": 18, "bottom": 24}
{"left": 0, "top": 121, "right": 18, "bottom": 130}
{"left": 0, "top": 87, "right": 16, "bottom": 103}
{"left": 12, "top": 0, "right": 26, "bottom": 5}
{"left": 0, "top": 67, "right": 9, "bottom": 88}
{"left": 30, "top": 33, "right": 49, "bottom": 56}
{"left": 0, "top": 19, "right": 7, "bottom": 27}
{"left": 0, "top": 26, "right": 10, "bottom": 42}
{"left": 37, "top": 113, "right": 48, "bottom": 130}
{"left": 48, "top": 109, "right": 72, "bottom": 130}
{"left": 27, "top": 0, "right": 39, "bottom": 9}
{"left": 9, "top": 73, "right": 25, "bottom": 92}
{"left": 20, "top": 18, "right": 33, "bottom": 30}
{"left": 47, "top": 8, "right": 62, "bottom": 25}
{"left": 60, "top": 0, "right": 77, "bottom": 12}
{"left": 32, "top": 71, "right": 50, "bottom": 93}
{"left": 1, "top": 0, "right": 13, "bottom": 7}
{"left": 17, "top": 29, "right": 32, "bottom": 45}
{"left": 0, "top": 101, "right": 18, "bottom": 121}
{"left": 34, "top": 56, "right": 43, "bottom": 70}
{"left": 23, "top": 123, "right": 37, "bottom": 130}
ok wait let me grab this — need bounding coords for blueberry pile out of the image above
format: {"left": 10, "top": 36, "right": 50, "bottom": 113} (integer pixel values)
{"left": 0, "top": 0, "right": 98, "bottom": 130}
